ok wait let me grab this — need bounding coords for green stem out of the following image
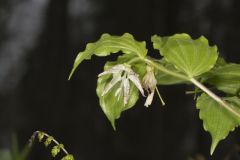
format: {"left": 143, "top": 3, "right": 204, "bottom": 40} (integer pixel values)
{"left": 156, "top": 87, "right": 165, "bottom": 106}
{"left": 190, "top": 78, "right": 240, "bottom": 118}
{"left": 127, "top": 57, "right": 141, "bottom": 65}
{"left": 143, "top": 58, "right": 189, "bottom": 81}
{"left": 141, "top": 56, "right": 240, "bottom": 118}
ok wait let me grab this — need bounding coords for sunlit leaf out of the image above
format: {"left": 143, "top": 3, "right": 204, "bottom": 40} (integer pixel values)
{"left": 69, "top": 33, "right": 147, "bottom": 79}
{"left": 151, "top": 34, "right": 218, "bottom": 77}
{"left": 197, "top": 93, "right": 240, "bottom": 154}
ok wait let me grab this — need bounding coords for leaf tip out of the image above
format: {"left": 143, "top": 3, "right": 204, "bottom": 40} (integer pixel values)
{"left": 111, "top": 121, "right": 117, "bottom": 131}
{"left": 151, "top": 35, "right": 162, "bottom": 50}
{"left": 210, "top": 142, "right": 217, "bottom": 155}
{"left": 68, "top": 70, "right": 74, "bottom": 80}
{"left": 210, "top": 136, "right": 220, "bottom": 155}
{"left": 123, "top": 33, "right": 134, "bottom": 39}
{"left": 172, "top": 33, "right": 191, "bottom": 39}
{"left": 101, "top": 33, "right": 111, "bottom": 39}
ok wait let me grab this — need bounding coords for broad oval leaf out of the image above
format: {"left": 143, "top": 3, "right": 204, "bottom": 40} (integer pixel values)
{"left": 69, "top": 33, "right": 147, "bottom": 79}
{"left": 151, "top": 34, "right": 218, "bottom": 77}
{"left": 197, "top": 93, "right": 240, "bottom": 154}
{"left": 96, "top": 57, "right": 141, "bottom": 129}
{"left": 205, "top": 63, "right": 240, "bottom": 95}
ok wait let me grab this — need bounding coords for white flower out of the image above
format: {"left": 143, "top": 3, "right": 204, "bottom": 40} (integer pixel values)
{"left": 142, "top": 66, "right": 164, "bottom": 107}
{"left": 98, "top": 64, "right": 145, "bottom": 105}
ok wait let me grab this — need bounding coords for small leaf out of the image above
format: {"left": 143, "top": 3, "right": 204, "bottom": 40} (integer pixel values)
{"left": 51, "top": 144, "right": 63, "bottom": 157}
{"left": 196, "top": 93, "right": 240, "bottom": 154}
{"left": 61, "top": 154, "right": 75, "bottom": 160}
{"left": 69, "top": 33, "right": 147, "bottom": 79}
{"left": 37, "top": 132, "right": 44, "bottom": 142}
{"left": 205, "top": 63, "right": 240, "bottom": 95}
{"left": 151, "top": 34, "right": 218, "bottom": 77}
{"left": 44, "top": 136, "right": 53, "bottom": 147}
{"left": 96, "top": 59, "right": 140, "bottom": 129}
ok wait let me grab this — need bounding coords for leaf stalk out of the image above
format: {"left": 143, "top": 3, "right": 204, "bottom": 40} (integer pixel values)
{"left": 190, "top": 78, "right": 240, "bottom": 118}
{"left": 142, "top": 56, "right": 240, "bottom": 118}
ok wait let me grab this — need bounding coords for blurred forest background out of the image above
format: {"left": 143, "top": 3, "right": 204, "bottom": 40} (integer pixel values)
{"left": 0, "top": 0, "right": 240, "bottom": 160}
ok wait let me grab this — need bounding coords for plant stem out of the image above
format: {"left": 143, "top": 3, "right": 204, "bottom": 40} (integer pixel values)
{"left": 190, "top": 78, "right": 240, "bottom": 117}
{"left": 142, "top": 56, "right": 240, "bottom": 118}
{"left": 156, "top": 87, "right": 165, "bottom": 106}
{"left": 30, "top": 131, "right": 69, "bottom": 155}
{"left": 143, "top": 58, "right": 189, "bottom": 81}
{"left": 127, "top": 57, "right": 141, "bottom": 64}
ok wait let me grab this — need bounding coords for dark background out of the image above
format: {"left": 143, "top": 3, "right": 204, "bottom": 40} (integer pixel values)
{"left": 0, "top": 0, "right": 240, "bottom": 160}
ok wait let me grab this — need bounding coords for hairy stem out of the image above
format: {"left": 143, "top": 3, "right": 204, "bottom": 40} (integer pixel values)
{"left": 190, "top": 78, "right": 240, "bottom": 117}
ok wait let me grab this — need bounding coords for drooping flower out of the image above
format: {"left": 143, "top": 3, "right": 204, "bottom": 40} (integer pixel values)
{"left": 142, "top": 66, "right": 165, "bottom": 107}
{"left": 98, "top": 64, "right": 145, "bottom": 105}
{"left": 142, "top": 66, "right": 157, "bottom": 107}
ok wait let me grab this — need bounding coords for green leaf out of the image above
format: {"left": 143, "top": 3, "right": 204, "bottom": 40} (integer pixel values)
{"left": 155, "top": 59, "right": 188, "bottom": 85}
{"left": 69, "top": 33, "right": 148, "bottom": 79}
{"left": 215, "top": 56, "right": 227, "bottom": 67}
{"left": 96, "top": 58, "right": 140, "bottom": 130}
{"left": 44, "top": 136, "right": 53, "bottom": 147}
{"left": 37, "top": 132, "right": 44, "bottom": 142}
{"left": 197, "top": 93, "right": 240, "bottom": 154}
{"left": 205, "top": 63, "right": 240, "bottom": 95}
{"left": 61, "top": 154, "right": 75, "bottom": 160}
{"left": 51, "top": 144, "right": 63, "bottom": 157}
{"left": 151, "top": 34, "right": 218, "bottom": 77}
